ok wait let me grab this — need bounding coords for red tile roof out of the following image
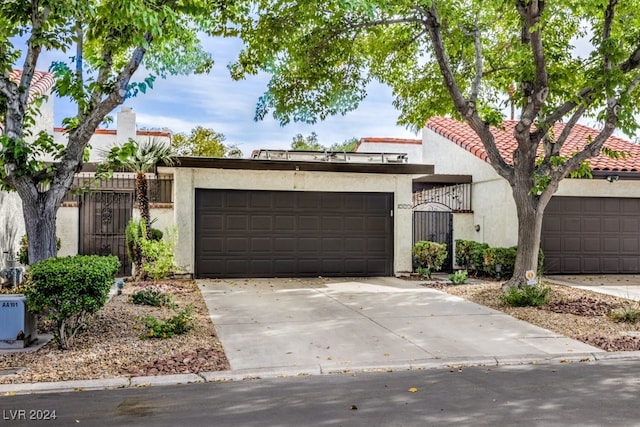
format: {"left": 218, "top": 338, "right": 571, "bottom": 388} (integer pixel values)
{"left": 426, "top": 116, "right": 640, "bottom": 172}
{"left": 359, "top": 137, "right": 422, "bottom": 144}
{"left": 9, "top": 69, "right": 55, "bottom": 101}
{"left": 54, "top": 127, "right": 172, "bottom": 138}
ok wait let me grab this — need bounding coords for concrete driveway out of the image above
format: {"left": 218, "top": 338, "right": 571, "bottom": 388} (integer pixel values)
{"left": 198, "top": 277, "right": 601, "bottom": 375}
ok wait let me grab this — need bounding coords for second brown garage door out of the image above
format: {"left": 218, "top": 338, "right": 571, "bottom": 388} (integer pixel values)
{"left": 542, "top": 196, "right": 640, "bottom": 274}
{"left": 194, "top": 189, "right": 394, "bottom": 278}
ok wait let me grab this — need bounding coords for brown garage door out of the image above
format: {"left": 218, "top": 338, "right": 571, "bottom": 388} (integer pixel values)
{"left": 195, "top": 189, "right": 394, "bottom": 278}
{"left": 542, "top": 197, "right": 640, "bottom": 274}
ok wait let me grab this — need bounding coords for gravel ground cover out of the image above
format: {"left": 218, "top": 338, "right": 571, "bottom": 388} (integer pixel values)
{"left": 428, "top": 280, "right": 640, "bottom": 352}
{"left": 0, "top": 280, "right": 229, "bottom": 384}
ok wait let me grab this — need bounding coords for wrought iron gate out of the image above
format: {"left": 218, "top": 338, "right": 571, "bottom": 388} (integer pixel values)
{"left": 79, "top": 191, "right": 133, "bottom": 276}
{"left": 413, "top": 210, "right": 454, "bottom": 272}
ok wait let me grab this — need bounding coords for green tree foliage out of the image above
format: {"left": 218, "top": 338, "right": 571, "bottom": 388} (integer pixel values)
{"left": 290, "top": 132, "right": 323, "bottom": 151}
{"left": 0, "top": 0, "right": 243, "bottom": 265}
{"left": 290, "top": 132, "right": 358, "bottom": 151}
{"left": 329, "top": 137, "right": 359, "bottom": 152}
{"left": 233, "top": 1, "right": 640, "bottom": 286}
{"left": 172, "top": 126, "right": 243, "bottom": 158}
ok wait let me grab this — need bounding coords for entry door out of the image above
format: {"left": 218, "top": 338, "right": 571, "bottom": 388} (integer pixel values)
{"left": 79, "top": 191, "right": 133, "bottom": 276}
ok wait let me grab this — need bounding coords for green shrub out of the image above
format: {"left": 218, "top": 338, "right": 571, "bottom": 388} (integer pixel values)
{"left": 141, "top": 305, "right": 195, "bottom": 339}
{"left": 18, "top": 235, "right": 61, "bottom": 265}
{"left": 608, "top": 304, "right": 640, "bottom": 323}
{"left": 412, "top": 240, "right": 447, "bottom": 279}
{"left": 140, "top": 224, "right": 177, "bottom": 281}
{"left": 25, "top": 255, "right": 120, "bottom": 349}
{"left": 130, "top": 287, "right": 175, "bottom": 307}
{"left": 499, "top": 285, "right": 551, "bottom": 307}
{"left": 483, "top": 246, "right": 517, "bottom": 278}
{"left": 127, "top": 219, "right": 177, "bottom": 281}
{"left": 455, "top": 240, "right": 489, "bottom": 274}
{"left": 448, "top": 270, "right": 468, "bottom": 285}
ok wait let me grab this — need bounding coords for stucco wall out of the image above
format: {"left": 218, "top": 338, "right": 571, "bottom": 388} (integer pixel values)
{"left": 422, "top": 128, "right": 519, "bottom": 248}
{"left": 0, "top": 192, "right": 25, "bottom": 260}
{"left": 36, "top": 95, "right": 54, "bottom": 138}
{"left": 56, "top": 206, "right": 79, "bottom": 257}
{"left": 556, "top": 178, "right": 640, "bottom": 197}
{"left": 132, "top": 206, "right": 175, "bottom": 236}
{"left": 54, "top": 203, "right": 174, "bottom": 261}
{"left": 166, "top": 167, "right": 415, "bottom": 276}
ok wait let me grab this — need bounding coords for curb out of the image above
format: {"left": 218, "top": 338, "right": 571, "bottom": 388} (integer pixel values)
{"left": 1, "top": 351, "right": 633, "bottom": 396}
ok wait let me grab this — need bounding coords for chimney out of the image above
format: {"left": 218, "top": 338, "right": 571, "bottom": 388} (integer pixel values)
{"left": 116, "top": 107, "right": 136, "bottom": 144}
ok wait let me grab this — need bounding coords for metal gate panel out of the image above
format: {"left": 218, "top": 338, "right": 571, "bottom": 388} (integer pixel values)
{"left": 79, "top": 191, "right": 133, "bottom": 276}
{"left": 413, "top": 211, "right": 453, "bottom": 272}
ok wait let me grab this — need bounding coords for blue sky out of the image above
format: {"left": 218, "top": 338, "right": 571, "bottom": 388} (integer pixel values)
{"left": 47, "top": 36, "right": 419, "bottom": 157}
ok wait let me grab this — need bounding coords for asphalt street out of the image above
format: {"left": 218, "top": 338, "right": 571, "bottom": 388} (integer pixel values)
{"left": 2, "top": 359, "right": 640, "bottom": 426}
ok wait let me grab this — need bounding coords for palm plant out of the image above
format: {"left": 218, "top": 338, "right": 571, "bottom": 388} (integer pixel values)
{"left": 100, "top": 138, "right": 174, "bottom": 238}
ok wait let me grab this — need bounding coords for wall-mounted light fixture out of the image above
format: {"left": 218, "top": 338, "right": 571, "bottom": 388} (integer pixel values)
{"left": 474, "top": 224, "right": 481, "bottom": 232}
{"left": 606, "top": 175, "right": 620, "bottom": 183}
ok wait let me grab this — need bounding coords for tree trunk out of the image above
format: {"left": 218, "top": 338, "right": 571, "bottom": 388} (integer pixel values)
{"left": 135, "top": 172, "right": 152, "bottom": 239}
{"left": 505, "top": 183, "right": 552, "bottom": 289}
{"left": 21, "top": 195, "right": 59, "bottom": 265}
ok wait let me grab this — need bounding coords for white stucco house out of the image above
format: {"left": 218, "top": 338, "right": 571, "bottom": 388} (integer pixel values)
{"left": 0, "top": 73, "right": 172, "bottom": 275}
{"left": 357, "top": 116, "right": 640, "bottom": 275}
{"left": 4, "top": 70, "right": 435, "bottom": 279}
{"left": 55, "top": 107, "right": 172, "bottom": 274}
{"left": 0, "top": 70, "right": 55, "bottom": 259}
{"left": 160, "top": 154, "right": 432, "bottom": 278}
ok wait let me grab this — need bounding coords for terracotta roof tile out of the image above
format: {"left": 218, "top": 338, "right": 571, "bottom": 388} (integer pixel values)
{"left": 359, "top": 137, "right": 422, "bottom": 144}
{"left": 426, "top": 116, "right": 640, "bottom": 172}
{"left": 9, "top": 69, "right": 55, "bottom": 101}
{"left": 54, "top": 127, "right": 172, "bottom": 138}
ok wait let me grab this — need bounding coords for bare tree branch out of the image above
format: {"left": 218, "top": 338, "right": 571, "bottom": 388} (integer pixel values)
{"left": 541, "top": 103, "right": 586, "bottom": 162}
{"left": 602, "top": 0, "right": 618, "bottom": 75}
{"left": 469, "top": 17, "right": 483, "bottom": 104}
{"left": 516, "top": 0, "right": 548, "bottom": 128}
{"left": 620, "top": 43, "right": 640, "bottom": 72}
{"left": 417, "top": 3, "right": 512, "bottom": 180}
{"left": 541, "top": 87, "right": 594, "bottom": 127}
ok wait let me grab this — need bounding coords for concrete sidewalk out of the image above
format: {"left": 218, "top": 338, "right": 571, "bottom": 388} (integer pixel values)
{"left": 199, "top": 277, "right": 602, "bottom": 376}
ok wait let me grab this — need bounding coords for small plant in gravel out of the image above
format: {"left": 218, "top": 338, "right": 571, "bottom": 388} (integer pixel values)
{"left": 608, "top": 304, "right": 640, "bottom": 323}
{"left": 130, "top": 287, "right": 175, "bottom": 307}
{"left": 141, "top": 305, "right": 195, "bottom": 339}
{"left": 448, "top": 270, "right": 468, "bottom": 285}
{"left": 415, "top": 267, "right": 430, "bottom": 279}
{"left": 499, "top": 284, "right": 551, "bottom": 307}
